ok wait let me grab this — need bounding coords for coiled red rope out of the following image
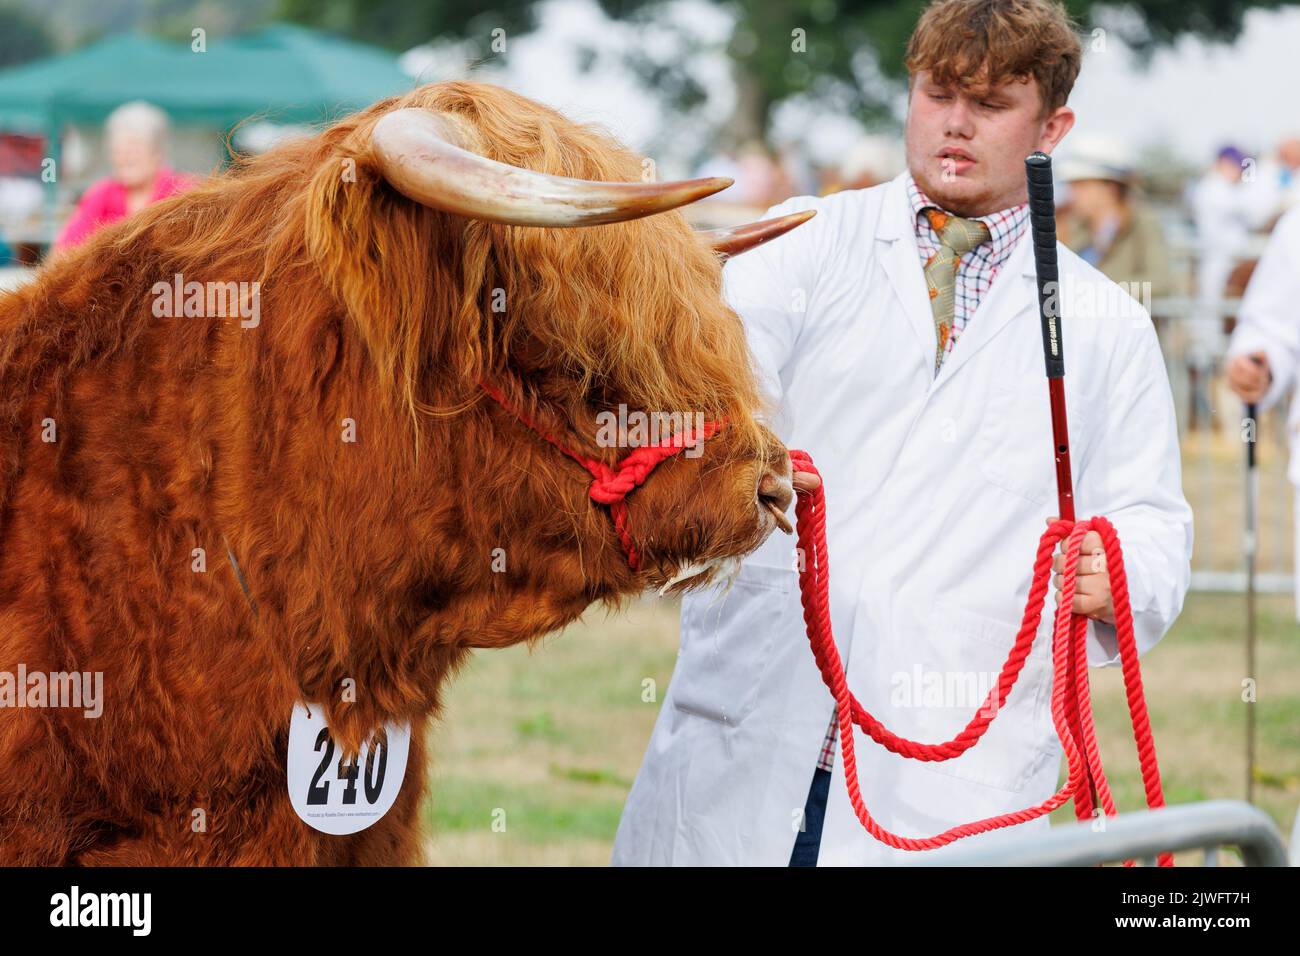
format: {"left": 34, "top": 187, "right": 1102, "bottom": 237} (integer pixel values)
{"left": 789, "top": 449, "right": 1173, "bottom": 866}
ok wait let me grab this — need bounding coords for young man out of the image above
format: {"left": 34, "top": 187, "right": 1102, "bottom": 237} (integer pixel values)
{"left": 612, "top": 0, "right": 1192, "bottom": 866}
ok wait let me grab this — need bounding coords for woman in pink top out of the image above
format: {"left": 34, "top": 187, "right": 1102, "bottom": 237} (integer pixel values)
{"left": 55, "top": 101, "right": 194, "bottom": 251}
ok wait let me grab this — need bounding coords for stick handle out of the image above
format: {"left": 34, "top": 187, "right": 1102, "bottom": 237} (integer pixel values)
{"left": 1026, "top": 152, "right": 1064, "bottom": 380}
{"left": 1026, "top": 152, "right": 1074, "bottom": 521}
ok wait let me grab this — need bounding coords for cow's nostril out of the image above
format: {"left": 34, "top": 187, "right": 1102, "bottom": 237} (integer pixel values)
{"left": 758, "top": 472, "right": 794, "bottom": 533}
{"left": 759, "top": 472, "right": 794, "bottom": 510}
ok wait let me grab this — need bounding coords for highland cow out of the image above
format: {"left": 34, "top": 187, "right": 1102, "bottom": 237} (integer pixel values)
{"left": 0, "top": 81, "right": 810, "bottom": 865}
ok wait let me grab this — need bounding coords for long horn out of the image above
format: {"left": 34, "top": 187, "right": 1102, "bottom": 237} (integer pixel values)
{"left": 371, "top": 108, "right": 732, "bottom": 227}
{"left": 699, "top": 209, "right": 817, "bottom": 259}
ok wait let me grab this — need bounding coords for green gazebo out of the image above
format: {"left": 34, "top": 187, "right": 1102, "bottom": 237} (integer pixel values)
{"left": 0, "top": 23, "right": 418, "bottom": 241}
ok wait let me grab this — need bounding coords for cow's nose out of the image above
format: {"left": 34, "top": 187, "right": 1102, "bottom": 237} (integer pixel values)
{"left": 758, "top": 471, "right": 794, "bottom": 534}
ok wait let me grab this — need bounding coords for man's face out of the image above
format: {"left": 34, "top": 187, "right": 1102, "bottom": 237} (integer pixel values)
{"left": 1215, "top": 157, "right": 1243, "bottom": 183}
{"left": 905, "top": 69, "right": 1074, "bottom": 217}
{"left": 1068, "top": 178, "right": 1123, "bottom": 220}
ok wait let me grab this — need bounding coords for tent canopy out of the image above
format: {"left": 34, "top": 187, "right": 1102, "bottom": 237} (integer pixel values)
{"left": 0, "top": 24, "right": 418, "bottom": 134}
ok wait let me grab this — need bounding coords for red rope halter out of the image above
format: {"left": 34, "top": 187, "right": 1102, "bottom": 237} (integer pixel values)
{"left": 789, "top": 449, "right": 1172, "bottom": 866}
{"left": 480, "top": 382, "right": 723, "bottom": 571}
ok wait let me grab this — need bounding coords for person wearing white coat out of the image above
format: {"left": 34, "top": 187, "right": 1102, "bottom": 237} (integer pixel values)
{"left": 612, "top": 0, "right": 1193, "bottom": 867}
{"left": 1225, "top": 203, "right": 1300, "bottom": 621}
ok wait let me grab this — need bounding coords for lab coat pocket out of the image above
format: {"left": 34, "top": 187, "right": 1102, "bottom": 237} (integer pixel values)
{"left": 904, "top": 597, "right": 1057, "bottom": 794}
{"left": 671, "top": 560, "right": 795, "bottom": 726}
{"left": 976, "top": 378, "right": 1086, "bottom": 507}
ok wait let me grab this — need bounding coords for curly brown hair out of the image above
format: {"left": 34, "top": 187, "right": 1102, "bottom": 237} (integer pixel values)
{"left": 905, "top": 0, "right": 1083, "bottom": 117}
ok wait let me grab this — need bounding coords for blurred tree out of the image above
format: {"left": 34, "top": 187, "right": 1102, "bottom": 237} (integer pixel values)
{"left": 598, "top": 0, "right": 1300, "bottom": 143}
{"left": 277, "top": 0, "right": 1300, "bottom": 140}
{"left": 0, "top": 3, "right": 54, "bottom": 68}
{"left": 8, "top": 0, "right": 276, "bottom": 51}
{"left": 276, "top": 0, "right": 539, "bottom": 58}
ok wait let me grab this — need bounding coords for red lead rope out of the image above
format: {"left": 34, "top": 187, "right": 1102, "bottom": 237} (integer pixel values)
{"left": 788, "top": 449, "right": 1173, "bottom": 866}
{"left": 480, "top": 382, "right": 723, "bottom": 571}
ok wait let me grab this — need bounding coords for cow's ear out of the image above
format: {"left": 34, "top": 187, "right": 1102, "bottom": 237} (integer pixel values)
{"left": 303, "top": 147, "right": 454, "bottom": 406}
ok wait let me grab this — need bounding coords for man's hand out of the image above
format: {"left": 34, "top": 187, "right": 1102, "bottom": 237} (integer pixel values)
{"left": 1226, "top": 351, "right": 1272, "bottom": 404}
{"left": 1046, "top": 516, "right": 1115, "bottom": 625}
{"left": 793, "top": 470, "right": 821, "bottom": 493}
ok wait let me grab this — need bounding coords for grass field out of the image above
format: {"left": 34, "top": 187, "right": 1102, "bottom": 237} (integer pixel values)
{"left": 420, "top": 586, "right": 1300, "bottom": 866}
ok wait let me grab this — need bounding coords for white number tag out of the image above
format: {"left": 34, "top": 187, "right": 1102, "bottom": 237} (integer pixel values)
{"left": 286, "top": 703, "right": 411, "bottom": 835}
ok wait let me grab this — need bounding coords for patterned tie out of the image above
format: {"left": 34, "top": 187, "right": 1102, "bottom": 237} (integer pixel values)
{"left": 922, "top": 207, "right": 990, "bottom": 374}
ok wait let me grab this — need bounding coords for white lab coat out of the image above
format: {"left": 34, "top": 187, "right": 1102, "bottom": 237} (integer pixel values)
{"left": 1189, "top": 172, "right": 1255, "bottom": 367}
{"left": 1224, "top": 203, "right": 1300, "bottom": 620}
{"left": 612, "top": 171, "right": 1194, "bottom": 866}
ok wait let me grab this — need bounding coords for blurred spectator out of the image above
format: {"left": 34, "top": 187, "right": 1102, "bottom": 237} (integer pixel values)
{"left": 1279, "top": 136, "right": 1300, "bottom": 203}
{"left": 54, "top": 101, "right": 194, "bottom": 251}
{"left": 735, "top": 140, "right": 792, "bottom": 207}
{"left": 1187, "top": 146, "right": 1255, "bottom": 374}
{"left": 694, "top": 140, "right": 797, "bottom": 210}
{"left": 1059, "top": 135, "right": 1172, "bottom": 301}
{"left": 1224, "top": 202, "right": 1300, "bottom": 620}
{"left": 1244, "top": 135, "right": 1300, "bottom": 227}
